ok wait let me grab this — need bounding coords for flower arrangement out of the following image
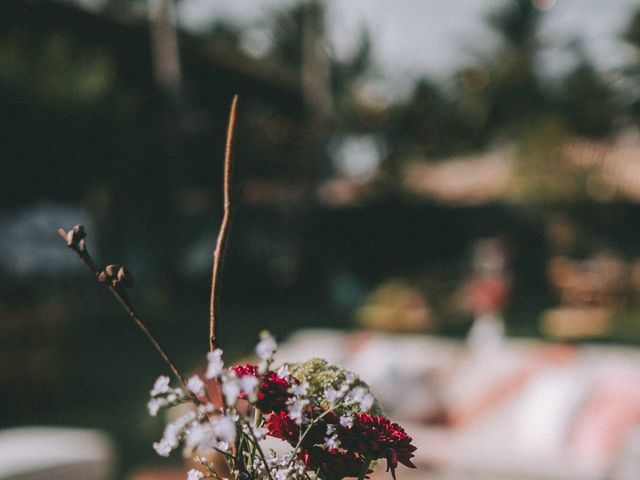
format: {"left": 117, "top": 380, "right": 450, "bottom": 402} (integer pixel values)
{"left": 59, "top": 97, "right": 416, "bottom": 480}
{"left": 148, "top": 333, "right": 416, "bottom": 480}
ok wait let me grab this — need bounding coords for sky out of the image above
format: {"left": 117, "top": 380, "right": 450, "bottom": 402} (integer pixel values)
{"left": 177, "top": 0, "right": 639, "bottom": 91}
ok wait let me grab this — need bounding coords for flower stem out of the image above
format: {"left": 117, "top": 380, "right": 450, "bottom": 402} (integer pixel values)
{"left": 357, "top": 456, "right": 371, "bottom": 480}
{"left": 209, "top": 95, "right": 238, "bottom": 352}
{"left": 57, "top": 227, "right": 190, "bottom": 392}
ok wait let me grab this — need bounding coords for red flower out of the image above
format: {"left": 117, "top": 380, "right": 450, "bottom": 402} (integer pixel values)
{"left": 338, "top": 413, "right": 417, "bottom": 479}
{"left": 265, "top": 406, "right": 337, "bottom": 449}
{"left": 230, "top": 364, "right": 292, "bottom": 413}
{"left": 300, "top": 446, "right": 367, "bottom": 480}
{"left": 265, "top": 410, "right": 300, "bottom": 444}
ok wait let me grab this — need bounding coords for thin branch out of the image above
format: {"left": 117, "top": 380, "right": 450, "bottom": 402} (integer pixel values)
{"left": 209, "top": 95, "right": 239, "bottom": 352}
{"left": 57, "top": 227, "right": 189, "bottom": 390}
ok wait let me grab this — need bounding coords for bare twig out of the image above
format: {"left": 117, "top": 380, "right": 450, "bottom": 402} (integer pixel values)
{"left": 209, "top": 95, "right": 239, "bottom": 352}
{"left": 57, "top": 226, "right": 188, "bottom": 389}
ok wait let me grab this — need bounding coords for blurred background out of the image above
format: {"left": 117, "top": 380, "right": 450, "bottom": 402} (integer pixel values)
{"left": 3, "top": 0, "right": 640, "bottom": 478}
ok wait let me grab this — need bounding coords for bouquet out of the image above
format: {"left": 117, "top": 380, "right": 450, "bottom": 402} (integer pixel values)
{"left": 59, "top": 97, "right": 416, "bottom": 480}
{"left": 148, "top": 333, "right": 416, "bottom": 480}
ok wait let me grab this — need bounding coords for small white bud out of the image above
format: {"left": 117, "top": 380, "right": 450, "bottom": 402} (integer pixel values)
{"left": 256, "top": 331, "right": 277, "bottom": 360}
{"left": 240, "top": 375, "right": 260, "bottom": 402}
{"left": 360, "top": 393, "right": 375, "bottom": 412}
{"left": 206, "top": 349, "right": 224, "bottom": 379}
{"left": 221, "top": 376, "right": 240, "bottom": 406}
{"left": 151, "top": 375, "right": 171, "bottom": 396}
{"left": 187, "top": 375, "right": 205, "bottom": 395}
{"left": 289, "top": 381, "right": 308, "bottom": 397}
{"left": 324, "top": 434, "right": 340, "bottom": 450}
{"left": 276, "top": 364, "right": 290, "bottom": 380}
{"left": 325, "top": 387, "right": 338, "bottom": 404}
{"left": 187, "top": 469, "right": 205, "bottom": 480}
{"left": 340, "top": 415, "right": 354, "bottom": 428}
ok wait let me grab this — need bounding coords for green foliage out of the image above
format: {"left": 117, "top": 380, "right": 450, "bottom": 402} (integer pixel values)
{"left": 559, "top": 61, "right": 619, "bottom": 137}
{"left": 289, "top": 358, "right": 384, "bottom": 416}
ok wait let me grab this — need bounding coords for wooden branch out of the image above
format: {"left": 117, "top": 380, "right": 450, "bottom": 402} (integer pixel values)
{"left": 209, "top": 95, "right": 239, "bottom": 352}
{"left": 57, "top": 226, "right": 189, "bottom": 390}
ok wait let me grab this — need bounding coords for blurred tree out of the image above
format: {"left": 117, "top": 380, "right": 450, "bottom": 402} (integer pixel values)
{"left": 558, "top": 58, "right": 619, "bottom": 137}
{"left": 383, "top": 79, "right": 475, "bottom": 166}
{"left": 621, "top": 8, "right": 640, "bottom": 123}
{"left": 381, "top": 0, "right": 547, "bottom": 176}
{"left": 466, "top": 0, "right": 547, "bottom": 136}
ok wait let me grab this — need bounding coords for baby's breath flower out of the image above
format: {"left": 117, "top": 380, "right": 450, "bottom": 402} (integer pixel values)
{"left": 267, "top": 452, "right": 278, "bottom": 468}
{"left": 212, "top": 415, "right": 237, "bottom": 444}
{"left": 187, "top": 469, "right": 205, "bottom": 480}
{"left": 276, "top": 364, "right": 290, "bottom": 380}
{"left": 205, "top": 348, "right": 224, "bottom": 379}
{"left": 324, "top": 434, "right": 340, "bottom": 450}
{"left": 345, "top": 386, "right": 368, "bottom": 406}
{"left": 274, "top": 468, "right": 289, "bottom": 480}
{"left": 221, "top": 375, "right": 240, "bottom": 406}
{"left": 154, "top": 413, "right": 193, "bottom": 456}
{"left": 325, "top": 386, "right": 338, "bottom": 404}
{"left": 289, "top": 381, "right": 308, "bottom": 397}
{"left": 256, "top": 331, "right": 277, "bottom": 360}
{"left": 187, "top": 375, "right": 205, "bottom": 395}
{"left": 147, "top": 397, "right": 165, "bottom": 417}
{"left": 254, "top": 426, "right": 268, "bottom": 440}
{"left": 153, "top": 438, "right": 173, "bottom": 457}
{"left": 151, "top": 375, "right": 171, "bottom": 396}
{"left": 287, "top": 398, "right": 309, "bottom": 424}
{"left": 239, "top": 374, "right": 259, "bottom": 402}
{"left": 257, "top": 359, "right": 269, "bottom": 375}
{"left": 185, "top": 423, "right": 215, "bottom": 452}
{"left": 340, "top": 415, "right": 354, "bottom": 428}
{"left": 360, "top": 392, "right": 375, "bottom": 412}
{"left": 184, "top": 415, "right": 236, "bottom": 454}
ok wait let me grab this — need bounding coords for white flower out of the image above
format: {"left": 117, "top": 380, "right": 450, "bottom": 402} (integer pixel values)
{"left": 345, "top": 372, "right": 357, "bottom": 385}
{"left": 197, "top": 403, "right": 215, "bottom": 415}
{"left": 185, "top": 423, "right": 215, "bottom": 451}
{"left": 275, "top": 468, "right": 289, "bottom": 480}
{"left": 184, "top": 415, "right": 236, "bottom": 453}
{"left": 344, "top": 385, "right": 375, "bottom": 411}
{"left": 147, "top": 397, "right": 166, "bottom": 417}
{"left": 154, "top": 411, "right": 196, "bottom": 456}
{"left": 151, "top": 375, "right": 171, "bottom": 396}
{"left": 339, "top": 415, "right": 354, "bottom": 428}
{"left": 206, "top": 348, "right": 225, "bottom": 379}
{"left": 324, "top": 434, "right": 340, "bottom": 450}
{"left": 290, "top": 381, "right": 308, "bottom": 398}
{"left": 266, "top": 452, "right": 278, "bottom": 468}
{"left": 346, "top": 386, "right": 366, "bottom": 404}
{"left": 325, "top": 386, "right": 338, "bottom": 404}
{"left": 287, "top": 399, "right": 309, "bottom": 424}
{"left": 258, "top": 359, "right": 269, "bottom": 375}
{"left": 221, "top": 376, "right": 241, "bottom": 406}
{"left": 212, "top": 415, "right": 237, "bottom": 443}
{"left": 187, "top": 375, "right": 205, "bottom": 395}
{"left": 240, "top": 374, "right": 260, "bottom": 402}
{"left": 360, "top": 393, "right": 375, "bottom": 412}
{"left": 252, "top": 426, "right": 268, "bottom": 440}
{"left": 187, "top": 469, "right": 205, "bottom": 480}
{"left": 153, "top": 438, "right": 173, "bottom": 457}
{"left": 276, "top": 364, "right": 290, "bottom": 380}
{"left": 256, "top": 331, "right": 277, "bottom": 360}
